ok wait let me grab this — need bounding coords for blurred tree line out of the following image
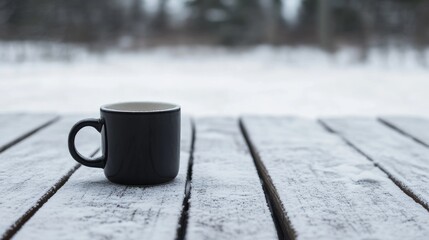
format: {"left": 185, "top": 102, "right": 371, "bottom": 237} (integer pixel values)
{"left": 0, "top": 0, "right": 428, "bottom": 51}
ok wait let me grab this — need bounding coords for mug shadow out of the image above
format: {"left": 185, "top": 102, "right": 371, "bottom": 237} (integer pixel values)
{"left": 74, "top": 177, "right": 179, "bottom": 189}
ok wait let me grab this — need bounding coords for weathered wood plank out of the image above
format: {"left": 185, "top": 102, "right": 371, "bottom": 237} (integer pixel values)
{"left": 14, "top": 117, "right": 193, "bottom": 240}
{"left": 380, "top": 116, "right": 429, "bottom": 147}
{"left": 187, "top": 118, "right": 277, "bottom": 240}
{"left": 0, "top": 113, "right": 58, "bottom": 153}
{"left": 322, "top": 117, "right": 429, "bottom": 210}
{"left": 242, "top": 116, "right": 429, "bottom": 240}
{"left": 0, "top": 116, "right": 100, "bottom": 239}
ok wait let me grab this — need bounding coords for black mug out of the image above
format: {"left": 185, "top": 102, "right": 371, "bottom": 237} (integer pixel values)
{"left": 68, "top": 102, "right": 181, "bottom": 185}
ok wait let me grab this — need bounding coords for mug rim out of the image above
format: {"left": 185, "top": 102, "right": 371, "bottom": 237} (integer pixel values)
{"left": 100, "top": 101, "right": 180, "bottom": 114}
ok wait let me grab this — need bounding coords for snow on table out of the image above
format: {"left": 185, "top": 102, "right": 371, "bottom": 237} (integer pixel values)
{"left": 321, "top": 117, "right": 429, "bottom": 210}
{"left": 242, "top": 116, "right": 429, "bottom": 240}
{"left": 0, "top": 115, "right": 99, "bottom": 239}
{"left": 13, "top": 117, "right": 193, "bottom": 240}
{"left": 0, "top": 113, "right": 429, "bottom": 240}
{"left": 380, "top": 116, "right": 429, "bottom": 148}
{"left": 0, "top": 113, "right": 57, "bottom": 152}
{"left": 187, "top": 118, "right": 277, "bottom": 240}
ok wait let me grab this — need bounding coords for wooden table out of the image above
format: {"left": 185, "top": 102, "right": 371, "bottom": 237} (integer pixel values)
{"left": 0, "top": 114, "right": 428, "bottom": 240}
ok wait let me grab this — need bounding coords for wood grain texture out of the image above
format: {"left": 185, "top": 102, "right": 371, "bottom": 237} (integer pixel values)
{"left": 242, "top": 116, "right": 429, "bottom": 240}
{"left": 322, "top": 117, "right": 429, "bottom": 210}
{"left": 14, "top": 117, "right": 193, "bottom": 240}
{"left": 380, "top": 116, "right": 429, "bottom": 147}
{"left": 0, "top": 113, "right": 58, "bottom": 152}
{"left": 0, "top": 116, "right": 99, "bottom": 238}
{"left": 187, "top": 118, "right": 277, "bottom": 240}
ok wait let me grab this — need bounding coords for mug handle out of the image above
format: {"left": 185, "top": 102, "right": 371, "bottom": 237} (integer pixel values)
{"left": 68, "top": 118, "right": 106, "bottom": 168}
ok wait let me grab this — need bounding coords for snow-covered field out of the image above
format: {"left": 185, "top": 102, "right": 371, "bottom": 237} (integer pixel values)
{"left": 1, "top": 43, "right": 428, "bottom": 117}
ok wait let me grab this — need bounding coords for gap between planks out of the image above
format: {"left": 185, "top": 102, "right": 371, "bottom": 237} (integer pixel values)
{"left": 378, "top": 117, "right": 429, "bottom": 149}
{"left": 175, "top": 119, "right": 196, "bottom": 240}
{"left": 319, "top": 120, "right": 429, "bottom": 213}
{"left": 242, "top": 116, "right": 429, "bottom": 240}
{"left": 12, "top": 116, "right": 193, "bottom": 240}
{"left": 0, "top": 115, "right": 59, "bottom": 154}
{"left": 3, "top": 150, "right": 100, "bottom": 240}
{"left": 0, "top": 115, "right": 101, "bottom": 240}
{"left": 185, "top": 118, "right": 277, "bottom": 240}
{"left": 239, "top": 119, "right": 289, "bottom": 240}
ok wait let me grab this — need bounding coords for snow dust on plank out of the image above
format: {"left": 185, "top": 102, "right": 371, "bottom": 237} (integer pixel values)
{"left": 0, "top": 113, "right": 58, "bottom": 153}
{"left": 380, "top": 116, "right": 429, "bottom": 147}
{"left": 322, "top": 117, "right": 429, "bottom": 210}
{"left": 14, "top": 116, "right": 193, "bottom": 240}
{"left": 241, "top": 116, "right": 429, "bottom": 240}
{"left": 187, "top": 118, "right": 277, "bottom": 240}
{"left": 0, "top": 115, "right": 99, "bottom": 239}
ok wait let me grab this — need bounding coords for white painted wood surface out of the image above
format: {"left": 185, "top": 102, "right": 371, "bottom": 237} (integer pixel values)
{"left": 0, "top": 115, "right": 100, "bottom": 238}
{"left": 0, "top": 113, "right": 57, "bottom": 152}
{"left": 14, "top": 117, "right": 193, "bottom": 240}
{"left": 242, "top": 116, "right": 429, "bottom": 240}
{"left": 380, "top": 116, "right": 429, "bottom": 147}
{"left": 187, "top": 118, "right": 277, "bottom": 240}
{"left": 322, "top": 117, "right": 429, "bottom": 210}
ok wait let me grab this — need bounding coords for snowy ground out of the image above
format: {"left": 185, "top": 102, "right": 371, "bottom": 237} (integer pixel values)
{"left": 1, "top": 43, "right": 428, "bottom": 117}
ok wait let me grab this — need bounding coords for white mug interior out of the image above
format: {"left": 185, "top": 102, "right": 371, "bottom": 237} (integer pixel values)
{"left": 101, "top": 102, "right": 180, "bottom": 113}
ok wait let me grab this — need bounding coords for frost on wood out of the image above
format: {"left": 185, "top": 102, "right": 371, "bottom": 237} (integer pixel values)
{"left": 0, "top": 113, "right": 57, "bottom": 152}
{"left": 14, "top": 117, "right": 193, "bottom": 240}
{"left": 187, "top": 118, "right": 277, "bottom": 240}
{"left": 242, "top": 116, "right": 429, "bottom": 240}
{"left": 380, "top": 116, "right": 429, "bottom": 147}
{"left": 322, "top": 117, "right": 429, "bottom": 210}
{"left": 0, "top": 116, "right": 99, "bottom": 237}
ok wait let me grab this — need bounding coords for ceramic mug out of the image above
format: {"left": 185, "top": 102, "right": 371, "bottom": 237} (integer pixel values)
{"left": 68, "top": 102, "right": 181, "bottom": 185}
